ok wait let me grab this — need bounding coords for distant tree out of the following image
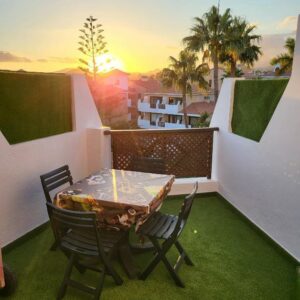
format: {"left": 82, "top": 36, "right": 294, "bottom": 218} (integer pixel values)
{"left": 270, "top": 37, "right": 295, "bottom": 75}
{"left": 194, "top": 112, "right": 211, "bottom": 128}
{"left": 220, "top": 17, "right": 261, "bottom": 77}
{"left": 160, "top": 49, "right": 209, "bottom": 128}
{"left": 183, "top": 6, "right": 232, "bottom": 102}
{"left": 222, "top": 68, "right": 244, "bottom": 79}
{"left": 78, "top": 16, "right": 107, "bottom": 79}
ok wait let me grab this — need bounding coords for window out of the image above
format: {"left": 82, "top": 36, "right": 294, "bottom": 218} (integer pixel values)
{"left": 168, "top": 115, "right": 179, "bottom": 123}
{"left": 150, "top": 96, "right": 162, "bottom": 108}
{"left": 169, "top": 97, "right": 182, "bottom": 105}
{"left": 150, "top": 113, "right": 161, "bottom": 123}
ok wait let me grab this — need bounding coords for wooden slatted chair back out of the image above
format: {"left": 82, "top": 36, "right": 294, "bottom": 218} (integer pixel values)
{"left": 46, "top": 203, "right": 106, "bottom": 257}
{"left": 173, "top": 182, "right": 198, "bottom": 236}
{"left": 40, "top": 165, "right": 73, "bottom": 203}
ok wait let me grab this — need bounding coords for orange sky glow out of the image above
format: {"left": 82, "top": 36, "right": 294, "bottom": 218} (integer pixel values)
{"left": 0, "top": 0, "right": 298, "bottom": 74}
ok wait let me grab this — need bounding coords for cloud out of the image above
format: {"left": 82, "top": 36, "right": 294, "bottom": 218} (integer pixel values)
{"left": 277, "top": 16, "right": 297, "bottom": 30}
{"left": 254, "top": 32, "right": 296, "bottom": 69}
{"left": 36, "top": 57, "right": 76, "bottom": 63}
{"left": 0, "top": 51, "right": 31, "bottom": 62}
{"left": 49, "top": 57, "right": 77, "bottom": 63}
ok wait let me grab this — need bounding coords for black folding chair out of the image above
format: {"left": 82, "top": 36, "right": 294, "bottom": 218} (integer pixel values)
{"left": 40, "top": 165, "right": 73, "bottom": 250}
{"left": 132, "top": 157, "right": 165, "bottom": 174}
{"left": 40, "top": 165, "right": 73, "bottom": 203}
{"left": 46, "top": 203, "right": 124, "bottom": 300}
{"left": 138, "top": 182, "right": 198, "bottom": 287}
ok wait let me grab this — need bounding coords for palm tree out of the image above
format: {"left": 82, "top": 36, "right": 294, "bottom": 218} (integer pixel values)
{"left": 183, "top": 6, "right": 232, "bottom": 102}
{"left": 270, "top": 37, "right": 295, "bottom": 75}
{"left": 160, "top": 50, "right": 209, "bottom": 128}
{"left": 222, "top": 67, "right": 244, "bottom": 79}
{"left": 220, "top": 17, "right": 262, "bottom": 77}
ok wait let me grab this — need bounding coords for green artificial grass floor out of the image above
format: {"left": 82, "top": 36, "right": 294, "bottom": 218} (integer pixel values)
{"left": 3, "top": 195, "right": 298, "bottom": 300}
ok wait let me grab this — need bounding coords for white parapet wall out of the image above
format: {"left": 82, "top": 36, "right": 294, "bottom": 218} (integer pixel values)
{"left": 0, "top": 74, "right": 107, "bottom": 247}
{"left": 210, "top": 16, "right": 300, "bottom": 261}
{"left": 169, "top": 177, "right": 218, "bottom": 196}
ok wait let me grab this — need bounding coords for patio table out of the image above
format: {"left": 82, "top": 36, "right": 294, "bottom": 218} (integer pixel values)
{"left": 55, "top": 168, "right": 175, "bottom": 277}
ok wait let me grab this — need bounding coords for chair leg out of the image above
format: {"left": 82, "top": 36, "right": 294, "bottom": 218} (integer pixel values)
{"left": 61, "top": 249, "right": 85, "bottom": 274}
{"left": 94, "top": 270, "right": 106, "bottom": 300}
{"left": 140, "top": 237, "right": 185, "bottom": 287}
{"left": 57, "top": 253, "right": 75, "bottom": 300}
{"left": 160, "top": 254, "right": 185, "bottom": 288}
{"left": 139, "top": 252, "right": 162, "bottom": 280}
{"left": 175, "top": 241, "right": 194, "bottom": 266}
{"left": 103, "top": 254, "right": 123, "bottom": 285}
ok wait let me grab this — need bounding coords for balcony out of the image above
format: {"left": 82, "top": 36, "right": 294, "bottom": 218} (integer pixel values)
{"left": 164, "top": 122, "right": 191, "bottom": 129}
{"left": 138, "top": 117, "right": 191, "bottom": 129}
{"left": 1, "top": 29, "right": 300, "bottom": 300}
{"left": 138, "top": 100, "right": 182, "bottom": 114}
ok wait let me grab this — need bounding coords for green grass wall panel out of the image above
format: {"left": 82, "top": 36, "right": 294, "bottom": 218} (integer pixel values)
{"left": 0, "top": 71, "right": 73, "bottom": 144}
{"left": 231, "top": 79, "right": 289, "bottom": 142}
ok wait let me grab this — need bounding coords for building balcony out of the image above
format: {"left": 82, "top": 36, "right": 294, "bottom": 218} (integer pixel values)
{"left": 138, "top": 117, "right": 191, "bottom": 129}
{"left": 137, "top": 117, "right": 151, "bottom": 128}
{"left": 164, "top": 122, "right": 191, "bottom": 129}
{"left": 138, "top": 100, "right": 182, "bottom": 114}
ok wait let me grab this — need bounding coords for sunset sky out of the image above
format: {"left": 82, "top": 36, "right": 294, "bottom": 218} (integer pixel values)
{"left": 0, "top": 0, "right": 299, "bottom": 73}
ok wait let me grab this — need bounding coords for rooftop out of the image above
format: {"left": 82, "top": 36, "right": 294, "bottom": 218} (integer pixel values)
{"left": 179, "top": 102, "right": 216, "bottom": 115}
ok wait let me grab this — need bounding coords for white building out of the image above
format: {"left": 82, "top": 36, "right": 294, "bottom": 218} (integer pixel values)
{"left": 137, "top": 92, "right": 215, "bottom": 129}
{"left": 136, "top": 67, "right": 223, "bottom": 129}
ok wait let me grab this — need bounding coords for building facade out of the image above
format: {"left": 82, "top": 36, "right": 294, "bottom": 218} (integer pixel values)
{"left": 137, "top": 92, "right": 215, "bottom": 129}
{"left": 129, "top": 68, "right": 223, "bottom": 129}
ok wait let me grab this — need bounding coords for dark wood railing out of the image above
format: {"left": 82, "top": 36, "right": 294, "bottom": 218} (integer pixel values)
{"left": 104, "top": 127, "right": 219, "bottom": 178}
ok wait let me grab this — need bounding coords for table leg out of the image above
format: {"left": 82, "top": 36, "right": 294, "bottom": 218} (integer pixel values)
{"left": 118, "top": 232, "right": 140, "bottom": 279}
{"left": 129, "top": 234, "right": 155, "bottom": 254}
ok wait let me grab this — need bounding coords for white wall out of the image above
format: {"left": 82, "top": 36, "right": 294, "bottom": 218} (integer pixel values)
{"left": 210, "top": 16, "right": 300, "bottom": 261}
{"left": 0, "top": 74, "right": 106, "bottom": 247}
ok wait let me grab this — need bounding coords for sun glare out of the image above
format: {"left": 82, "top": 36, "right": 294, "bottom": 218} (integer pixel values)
{"left": 89, "top": 53, "right": 124, "bottom": 73}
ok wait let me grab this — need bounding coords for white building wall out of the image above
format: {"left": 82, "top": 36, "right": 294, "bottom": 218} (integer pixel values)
{"left": 0, "top": 75, "right": 105, "bottom": 247}
{"left": 210, "top": 16, "right": 300, "bottom": 261}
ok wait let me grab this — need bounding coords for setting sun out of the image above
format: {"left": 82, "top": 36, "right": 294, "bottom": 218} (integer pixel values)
{"left": 90, "top": 53, "right": 124, "bottom": 73}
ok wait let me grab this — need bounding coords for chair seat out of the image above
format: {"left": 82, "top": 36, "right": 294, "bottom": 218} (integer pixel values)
{"left": 139, "top": 212, "right": 181, "bottom": 240}
{"left": 61, "top": 229, "right": 125, "bottom": 256}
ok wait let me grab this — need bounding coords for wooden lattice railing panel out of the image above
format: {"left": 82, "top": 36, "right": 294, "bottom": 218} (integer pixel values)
{"left": 106, "top": 128, "right": 218, "bottom": 178}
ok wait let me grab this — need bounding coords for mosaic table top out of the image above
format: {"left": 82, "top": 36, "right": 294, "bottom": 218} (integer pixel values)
{"left": 55, "top": 169, "right": 175, "bottom": 230}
